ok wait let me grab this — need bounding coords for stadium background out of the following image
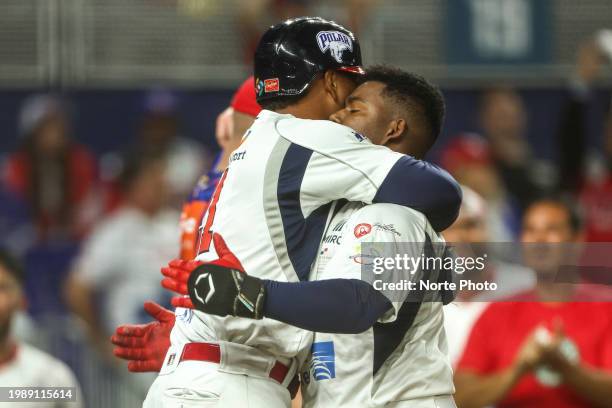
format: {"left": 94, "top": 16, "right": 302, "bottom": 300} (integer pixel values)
{"left": 0, "top": 0, "right": 611, "bottom": 407}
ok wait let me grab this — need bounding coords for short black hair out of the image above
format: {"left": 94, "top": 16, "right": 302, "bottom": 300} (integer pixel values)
{"left": 0, "top": 249, "right": 25, "bottom": 286}
{"left": 364, "top": 65, "right": 445, "bottom": 143}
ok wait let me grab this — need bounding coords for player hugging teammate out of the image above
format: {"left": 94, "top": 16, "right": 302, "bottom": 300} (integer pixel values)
{"left": 112, "top": 16, "right": 462, "bottom": 408}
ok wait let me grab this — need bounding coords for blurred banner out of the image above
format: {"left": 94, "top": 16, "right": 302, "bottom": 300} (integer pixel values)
{"left": 446, "top": 0, "right": 552, "bottom": 65}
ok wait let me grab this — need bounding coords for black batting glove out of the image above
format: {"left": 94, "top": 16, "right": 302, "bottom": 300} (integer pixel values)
{"left": 187, "top": 263, "right": 266, "bottom": 320}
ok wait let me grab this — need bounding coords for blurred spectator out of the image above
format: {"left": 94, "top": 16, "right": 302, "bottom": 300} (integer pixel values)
{"left": 479, "top": 87, "right": 554, "bottom": 209}
{"left": 558, "top": 35, "right": 612, "bottom": 242}
{"left": 135, "top": 89, "right": 210, "bottom": 205}
{"left": 0, "top": 249, "right": 82, "bottom": 408}
{"left": 454, "top": 198, "right": 612, "bottom": 408}
{"left": 581, "top": 113, "right": 612, "bottom": 242}
{"left": 1, "top": 94, "right": 99, "bottom": 241}
{"left": 441, "top": 133, "right": 519, "bottom": 240}
{"left": 65, "top": 153, "right": 179, "bottom": 354}
{"left": 443, "top": 186, "right": 490, "bottom": 367}
{"left": 443, "top": 186, "right": 533, "bottom": 366}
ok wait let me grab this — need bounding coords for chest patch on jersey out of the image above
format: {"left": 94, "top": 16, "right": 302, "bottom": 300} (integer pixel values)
{"left": 310, "top": 341, "right": 336, "bottom": 380}
{"left": 354, "top": 223, "right": 372, "bottom": 238}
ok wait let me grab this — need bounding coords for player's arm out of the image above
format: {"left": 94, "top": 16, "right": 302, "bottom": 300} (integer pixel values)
{"left": 262, "top": 278, "right": 391, "bottom": 333}
{"left": 280, "top": 120, "right": 461, "bottom": 231}
{"left": 262, "top": 204, "right": 434, "bottom": 333}
{"left": 165, "top": 206, "right": 436, "bottom": 333}
{"left": 163, "top": 237, "right": 394, "bottom": 333}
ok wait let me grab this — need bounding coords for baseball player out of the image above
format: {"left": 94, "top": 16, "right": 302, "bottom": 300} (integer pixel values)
{"left": 163, "top": 66, "right": 456, "bottom": 408}
{"left": 131, "top": 17, "right": 461, "bottom": 407}
{"left": 116, "top": 66, "right": 457, "bottom": 407}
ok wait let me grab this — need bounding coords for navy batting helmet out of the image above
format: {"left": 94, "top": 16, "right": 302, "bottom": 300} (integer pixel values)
{"left": 254, "top": 17, "right": 364, "bottom": 103}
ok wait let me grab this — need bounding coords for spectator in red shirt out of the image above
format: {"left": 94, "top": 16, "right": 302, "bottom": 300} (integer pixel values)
{"left": 2, "top": 94, "right": 98, "bottom": 241}
{"left": 454, "top": 198, "right": 612, "bottom": 408}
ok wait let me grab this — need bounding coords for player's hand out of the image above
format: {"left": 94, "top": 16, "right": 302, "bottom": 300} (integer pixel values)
{"left": 110, "top": 301, "right": 174, "bottom": 372}
{"left": 186, "top": 234, "right": 265, "bottom": 319}
{"left": 161, "top": 259, "right": 204, "bottom": 309}
{"left": 161, "top": 233, "right": 246, "bottom": 309}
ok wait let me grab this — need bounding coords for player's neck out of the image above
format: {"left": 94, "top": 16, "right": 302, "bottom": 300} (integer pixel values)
{"left": 276, "top": 105, "right": 327, "bottom": 120}
{"left": 275, "top": 91, "right": 331, "bottom": 121}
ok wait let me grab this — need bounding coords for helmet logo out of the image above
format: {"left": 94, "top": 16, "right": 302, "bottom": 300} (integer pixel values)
{"left": 264, "top": 78, "right": 279, "bottom": 93}
{"left": 255, "top": 78, "right": 265, "bottom": 96}
{"left": 316, "top": 31, "right": 353, "bottom": 63}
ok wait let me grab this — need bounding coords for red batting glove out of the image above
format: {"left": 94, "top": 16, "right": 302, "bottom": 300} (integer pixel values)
{"left": 161, "top": 259, "right": 203, "bottom": 308}
{"left": 110, "top": 301, "right": 174, "bottom": 372}
{"left": 161, "top": 233, "right": 245, "bottom": 309}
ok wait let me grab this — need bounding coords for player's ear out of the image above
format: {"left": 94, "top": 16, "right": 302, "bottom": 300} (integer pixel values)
{"left": 323, "top": 70, "right": 343, "bottom": 106}
{"left": 382, "top": 118, "right": 407, "bottom": 145}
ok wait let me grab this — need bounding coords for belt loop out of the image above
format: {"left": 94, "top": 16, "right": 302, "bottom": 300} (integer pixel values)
{"left": 280, "top": 358, "right": 298, "bottom": 388}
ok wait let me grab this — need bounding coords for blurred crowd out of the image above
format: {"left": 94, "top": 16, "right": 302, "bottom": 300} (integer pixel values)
{"left": 235, "top": 0, "right": 380, "bottom": 64}
{"left": 0, "top": 26, "right": 611, "bottom": 407}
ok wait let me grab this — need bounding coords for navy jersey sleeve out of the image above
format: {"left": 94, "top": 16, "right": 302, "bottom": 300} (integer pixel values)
{"left": 373, "top": 156, "right": 462, "bottom": 232}
{"left": 279, "top": 119, "right": 461, "bottom": 232}
{"left": 263, "top": 279, "right": 392, "bottom": 334}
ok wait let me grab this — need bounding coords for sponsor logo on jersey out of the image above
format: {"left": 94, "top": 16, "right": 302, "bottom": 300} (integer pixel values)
{"left": 264, "top": 78, "right": 280, "bottom": 93}
{"left": 310, "top": 341, "right": 336, "bottom": 380}
{"left": 352, "top": 131, "right": 366, "bottom": 142}
{"left": 229, "top": 150, "right": 246, "bottom": 163}
{"left": 354, "top": 223, "right": 372, "bottom": 238}
{"left": 322, "top": 232, "right": 342, "bottom": 245}
{"left": 374, "top": 223, "right": 401, "bottom": 236}
{"left": 316, "top": 31, "right": 353, "bottom": 63}
{"left": 350, "top": 242, "right": 385, "bottom": 264}
{"left": 176, "top": 307, "right": 194, "bottom": 323}
{"left": 321, "top": 219, "right": 347, "bottom": 246}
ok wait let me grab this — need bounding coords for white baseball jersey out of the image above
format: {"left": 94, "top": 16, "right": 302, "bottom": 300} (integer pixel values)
{"left": 171, "top": 110, "right": 409, "bottom": 365}
{"left": 0, "top": 343, "right": 82, "bottom": 408}
{"left": 301, "top": 202, "right": 455, "bottom": 407}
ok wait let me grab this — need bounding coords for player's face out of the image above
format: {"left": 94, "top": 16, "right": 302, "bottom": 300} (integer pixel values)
{"left": 0, "top": 266, "right": 22, "bottom": 340}
{"left": 329, "top": 81, "right": 392, "bottom": 145}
